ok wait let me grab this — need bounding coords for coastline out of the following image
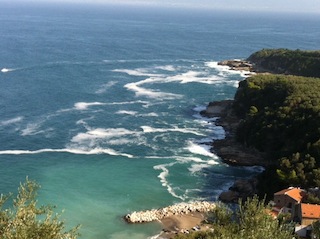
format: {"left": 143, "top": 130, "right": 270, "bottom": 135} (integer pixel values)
{"left": 125, "top": 59, "right": 270, "bottom": 238}
{"left": 124, "top": 201, "right": 215, "bottom": 239}
{"left": 200, "top": 100, "right": 267, "bottom": 167}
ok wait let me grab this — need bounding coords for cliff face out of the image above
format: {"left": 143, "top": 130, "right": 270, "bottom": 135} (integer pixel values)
{"left": 200, "top": 100, "right": 266, "bottom": 167}
{"left": 247, "top": 48, "right": 320, "bottom": 77}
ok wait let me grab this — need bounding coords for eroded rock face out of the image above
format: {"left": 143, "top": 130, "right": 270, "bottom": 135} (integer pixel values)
{"left": 219, "top": 178, "right": 258, "bottom": 203}
{"left": 124, "top": 201, "right": 216, "bottom": 223}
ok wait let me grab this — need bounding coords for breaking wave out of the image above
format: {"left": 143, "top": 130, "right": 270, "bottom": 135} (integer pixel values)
{"left": 0, "top": 148, "right": 133, "bottom": 158}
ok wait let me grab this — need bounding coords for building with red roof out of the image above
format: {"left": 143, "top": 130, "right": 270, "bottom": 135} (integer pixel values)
{"left": 273, "top": 187, "right": 306, "bottom": 212}
{"left": 293, "top": 203, "right": 320, "bottom": 225}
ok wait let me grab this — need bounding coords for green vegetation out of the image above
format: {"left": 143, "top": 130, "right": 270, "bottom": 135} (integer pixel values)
{"left": 233, "top": 74, "right": 320, "bottom": 194}
{"left": 248, "top": 49, "right": 320, "bottom": 77}
{"left": 174, "top": 196, "right": 295, "bottom": 239}
{"left": 0, "top": 178, "right": 80, "bottom": 239}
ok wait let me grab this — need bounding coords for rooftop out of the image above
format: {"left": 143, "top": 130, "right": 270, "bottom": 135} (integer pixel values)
{"left": 274, "top": 187, "right": 306, "bottom": 202}
{"left": 301, "top": 203, "right": 320, "bottom": 219}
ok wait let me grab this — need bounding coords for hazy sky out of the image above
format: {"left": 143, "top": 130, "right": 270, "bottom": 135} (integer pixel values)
{"left": 3, "top": 0, "right": 320, "bottom": 13}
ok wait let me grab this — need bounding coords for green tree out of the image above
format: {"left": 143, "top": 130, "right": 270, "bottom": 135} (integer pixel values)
{"left": 0, "top": 178, "right": 80, "bottom": 239}
{"left": 174, "top": 196, "right": 295, "bottom": 239}
{"left": 312, "top": 220, "right": 320, "bottom": 239}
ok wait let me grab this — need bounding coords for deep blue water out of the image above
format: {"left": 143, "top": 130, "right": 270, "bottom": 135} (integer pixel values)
{"left": 0, "top": 3, "right": 319, "bottom": 238}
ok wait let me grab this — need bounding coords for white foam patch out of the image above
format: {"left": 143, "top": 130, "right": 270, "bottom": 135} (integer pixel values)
{"left": 168, "top": 71, "right": 225, "bottom": 84}
{"left": 95, "top": 81, "right": 117, "bottom": 94}
{"left": 115, "top": 110, "right": 137, "bottom": 115}
{"left": 208, "top": 125, "right": 226, "bottom": 140}
{"left": 74, "top": 102, "right": 106, "bottom": 110}
{"left": 71, "top": 128, "right": 138, "bottom": 143}
{"left": 193, "top": 105, "right": 207, "bottom": 113}
{"left": 186, "top": 141, "right": 218, "bottom": 158}
{"left": 125, "top": 79, "right": 182, "bottom": 99}
{"left": 113, "top": 68, "right": 163, "bottom": 77}
{"left": 188, "top": 164, "right": 212, "bottom": 174}
{"left": 141, "top": 126, "right": 205, "bottom": 136}
{"left": 21, "top": 122, "right": 49, "bottom": 136}
{"left": 1, "top": 68, "right": 14, "bottom": 73}
{"left": 0, "top": 148, "right": 133, "bottom": 158}
{"left": 175, "top": 156, "right": 219, "bottom": 166}
{"left": 153, "top": 163, "right": 186, "bottom": 200}
{"left": 140, "top": 112, "right": 158, "bottom": 117}
{"left": 0, "top": 116, "right": 24, "bottom": 126}
{"left": 155, "top": 65, "right": 176, "bottom": 71}
{"left": 205, "top": 61, "right": 253, "bottom": 78}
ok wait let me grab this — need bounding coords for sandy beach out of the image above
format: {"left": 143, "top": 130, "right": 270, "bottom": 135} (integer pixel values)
{"left": 158, "top": 212, "right": 209, "bottom": 239}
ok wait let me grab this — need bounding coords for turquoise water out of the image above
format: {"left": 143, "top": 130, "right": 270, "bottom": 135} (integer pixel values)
{"left": 0, "top": 4, "right": 320, "bottom": 238}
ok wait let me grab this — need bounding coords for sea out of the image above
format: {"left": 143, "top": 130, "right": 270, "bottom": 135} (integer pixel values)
{"left": 0, "top": 3, "right": 319, "bottom": 238}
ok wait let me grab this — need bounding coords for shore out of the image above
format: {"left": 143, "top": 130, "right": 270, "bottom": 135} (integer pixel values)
{"left": 201, "top": 100, "right": 268, "bottom": 167}
{"left": 125, "top": 61, "right": 269, "bottom": 237}
{"left": 158, "top": 212, "right": 210, "bottom": 239}
{"left": 124, "top": 201, "right": 215, "bottom": 238}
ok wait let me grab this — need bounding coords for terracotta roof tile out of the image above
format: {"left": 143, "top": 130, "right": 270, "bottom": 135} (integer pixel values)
{"left": 274, "top": 187, "right": 305, "bottom": 202}
{"left": 301, "top": 203, "right": 320, "bottom": 219}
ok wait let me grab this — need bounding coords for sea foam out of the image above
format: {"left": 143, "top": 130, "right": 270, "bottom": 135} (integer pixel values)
{"left": 0, "top": 116, "right": 24, "bottom": 126}
{"left": 153, "top": 163, "right": 186, "bottom": 200}
{"left": 141, "top": 126, "right": 205, "bottom": 136}
{"left": 1, "top": 68, "right": 14, "bottom": 73}
{"left": 186, "top": 141, "right": 219, "bottom": 158}
{"left": 0, "top": 148, "right": 133, "bottom": 158}
{"left": 74, "top": 102, "right": 106, "bottom": 110}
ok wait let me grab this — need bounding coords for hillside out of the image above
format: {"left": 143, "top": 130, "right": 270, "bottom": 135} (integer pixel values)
{"left": 247, "top": 48, "right": 320, "bottom": 77}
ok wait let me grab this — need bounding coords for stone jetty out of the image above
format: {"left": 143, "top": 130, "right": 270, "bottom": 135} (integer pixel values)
{"left": 124, "top": 201, "right": 216, "bottom": 223}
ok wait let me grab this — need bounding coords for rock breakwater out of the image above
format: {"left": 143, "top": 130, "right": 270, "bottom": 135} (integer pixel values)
{"left": 124, "top": 201, "right": 216, "bottom": 223}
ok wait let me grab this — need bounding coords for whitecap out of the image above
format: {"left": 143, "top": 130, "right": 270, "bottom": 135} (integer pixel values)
{"left": 95, "top": 81, "right": 117, "bottom": 94}
{"left": 70, "top": 128, "right": 138, "bottom": 143}
{"left": 140, "top": 112, "right": 158, "bottom": 117}
{"left": 0, "top": 116, "right": 24, "bottom": 126}
{"left": 124, "top": 79, "right": 182, "bottom": 99}
{"left": 112, "top": 68, "right": 163, "bottom": 77}
{"left": 115, "top": 110, "right": 137, "bottom": 115}
{"left": 205, "top": 61, "right": 253, "bottom": 78}
{"left": 154, "top": 65, "right": 176, "bottom": 71}
{"left": 188, "top": 164, "right": 212, "bottom": 174}
{"left": 74, "top": 102, "right": 106, "bottom": 110}
{"left": 186, "top": 141, "right": 219, "bottom": 158}
{"left": 193, "top": 105, "right": 207, "bottom": 113}
{"left": 141, "top": 125, "right": 205, "bottom": 136}
{"left": 0, "top": 147, "right": 133, "bottom": 158}
{"left": 1, "top": 68, "right": 14, "bottom": 73}
{"left": 168, "top": 71, "right": 225, "bottom": 85}
{"left": 21, "top": 122, "right": 46, "bottom": 136}
{"left": 153, "top": 163, "right": 186, "bottom": 200}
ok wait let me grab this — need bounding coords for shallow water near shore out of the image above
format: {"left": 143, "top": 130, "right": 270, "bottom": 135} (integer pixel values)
{"left": 0, "top": 4, "right": 320, "bottom": 238}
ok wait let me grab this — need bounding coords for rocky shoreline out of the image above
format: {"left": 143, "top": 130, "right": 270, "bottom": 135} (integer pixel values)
{"left": 218, "top": 59, "right": 272, "bottom": 74}
{"left": 200, "top": 100, "right": 267, "bottom": 167}
{"left": 199, "top": 58, "right": 276, "bottom": 202}
{"left": 123, "top": 59, "right": 269, "bottom": 233}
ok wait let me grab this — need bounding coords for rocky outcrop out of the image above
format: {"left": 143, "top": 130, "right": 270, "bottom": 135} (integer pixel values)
{"left": 124, "top": 201, "right": 216, "bottom": 223}
{"left": 201, "top": 100, "right": 267, "bottom": 167}
{"left": 219, "top": 178, "right": 258, "bottom": 203}
{"left": 201, "top": 100, "right": 267, "bottom": 202}
{"left": 218, "top": 60, "right": 253, "bottom": 72}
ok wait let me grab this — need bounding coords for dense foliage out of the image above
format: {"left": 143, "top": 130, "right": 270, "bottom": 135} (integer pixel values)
{"left": 174, "top": 196, "right": 294, "bottom": 239}
{"left": 233, "top": 74, "right": 320, "bottom": 191}
{"left": 248, "top": 49, "right": 320, "bottom": 77}
{"left": 0, "top": 179, "right": 80, "bottom": 239}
